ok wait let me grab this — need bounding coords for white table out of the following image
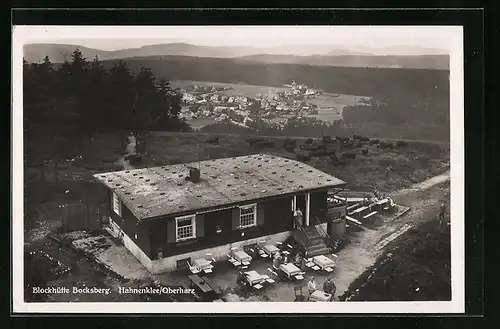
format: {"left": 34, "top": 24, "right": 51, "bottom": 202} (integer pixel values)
{"left": 244, "top": 270, "right": 265, "bottom": 285}
{"left": 263, "top": 244, "right": 279, "bottom": 257}
{"left": 280, "top": 263, "right": 301, "bottom": 279}
{"left": 233, "top": 250, "right": 252, "bottom": 264}
{"left": 310, "top": 290, "right": 332, "bottom": 302}
{"left": 194, "top": 258, "right": 212, "bottom": 270}
{"left": 313, "top": 255, "right": 336, "bottom": 270}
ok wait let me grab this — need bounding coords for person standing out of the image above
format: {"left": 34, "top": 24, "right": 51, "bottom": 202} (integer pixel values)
{"left": 439, "top": 202, "right": 447, "bottom": 224}
{"left": 294, "top": 208, "right": 304, "bottom": 229}
{"left": 308, "top": 276, "right": 318, "bottom": 295}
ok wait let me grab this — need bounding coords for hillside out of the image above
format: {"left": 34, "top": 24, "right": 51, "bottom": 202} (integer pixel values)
{"left": 24, "top": 43, "right": 448, "bottom": 69}
{"left": 235, "top": 54, "right": 449, "bottom": 70}
{"left": 96, "top": 55, "right": 449, "bottom": 100}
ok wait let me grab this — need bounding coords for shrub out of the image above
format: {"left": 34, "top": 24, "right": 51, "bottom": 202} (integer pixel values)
{"left": 396, "top": 140, "right": 409, "bottom": 147}
{"left": 305, "top": 138, "right": 314, "bottom": 144}
{"left": 361, "top": 148, "right": 369, "bottom": 155}
{"left": 206, "top": 136, "right": 220, "bottom": 144}
{"left": 296, "top": 153, "right": 311, "bottom": 162}
{"left": 342, "top": 152, "right": 357, "bottom": 159}
{"left": 370, "top": 139, "right": 380, "bottom": 145}
{"left": 322, "top": 136, "right": 334, "bottom": 143}
{"left": 336, "top": 136, "right": 350, "bottom": 142}
{"left": 378, "top": 141, "right": 395, "bottom": 149}
{"left": 310, "top": 150, "right": 327, "bottom": 157}
{"left": 353, "top": 134, "right": 370, "bottom": 142}
{"left": 284, "top": 138, "right": 296, "bottom": 148}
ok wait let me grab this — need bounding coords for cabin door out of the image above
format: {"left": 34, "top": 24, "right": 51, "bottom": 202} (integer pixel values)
{"left": 293, "top": 193, "right": 310, "bottom": 227}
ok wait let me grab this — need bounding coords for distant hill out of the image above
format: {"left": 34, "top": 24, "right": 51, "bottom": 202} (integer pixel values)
{"left": 234, "top": 54, "right": 449, "bottom": 70}
{"left": 23, "top": 43, "right": 449, "bottom": 69}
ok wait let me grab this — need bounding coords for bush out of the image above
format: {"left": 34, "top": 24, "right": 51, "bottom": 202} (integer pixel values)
{"left": 396, "top": 140, "right": 409, "bottom": 147}
{"left": 310, "top": 150, "right": 327, "bottom": 157}
{"left": 322, "top": 136, "right": 334, "bottom": 143}
{"left": 336, "top": 136, "right": 350, "bottom": 142}
{"left": 370, "top": 139, "right": 380, "bottom": 145}
{"left": 305, "top": 138, "right": 314, "bottom": 144}
{"left": 284, "top": 138, "right": 296, "bottom": 148}
{"left": 206, "top": 136, "right": 220, "bottom": 144}
{"left": 296, "top": 153, "right": 311, "bottom": 162}
{"left": 378, "top": 141, "right": 395, "bottom": 149}
{"left": 353, "top": 134, "right": 370, "bottom": 142}
{"left": 361, "top": 148, "right": 369, "bottom": 155}
{"left": 342, "top": 152, "right": 357, "bottom": 159}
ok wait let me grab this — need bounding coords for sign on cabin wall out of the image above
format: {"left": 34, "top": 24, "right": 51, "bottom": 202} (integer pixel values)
{"left": 113, "top": 192, "right": 122, "bottom": 217}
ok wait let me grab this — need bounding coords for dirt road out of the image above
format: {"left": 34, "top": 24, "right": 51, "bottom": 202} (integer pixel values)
{"left": 332, "top": 170, "right": 450, "bottom": 297}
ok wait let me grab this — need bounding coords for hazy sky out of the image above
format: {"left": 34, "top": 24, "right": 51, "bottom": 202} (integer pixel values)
{"left": 16, "top": 26, "right": 455, "bottom": 52}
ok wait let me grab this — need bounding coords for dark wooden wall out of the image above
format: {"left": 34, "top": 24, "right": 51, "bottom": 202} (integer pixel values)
{"left": 109, "top": 188, "right": 330, "bottom": 260}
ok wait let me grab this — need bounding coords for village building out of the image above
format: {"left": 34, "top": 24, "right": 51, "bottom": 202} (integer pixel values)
{"left": 94, "top": 154, "right": 348, "bottom": 274}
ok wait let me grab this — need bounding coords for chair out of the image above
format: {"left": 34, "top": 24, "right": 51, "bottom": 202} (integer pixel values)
{"left": 267, "top": 268, "right": 278, "bottom": 277}
{"left": 205, "top": 253, "right": 217, "bottom": 265}
{"left": 187, "top": 261, "right": 201, "bottom": 274}
{"left": 227, "top": 254, "right": 241, "bottom": 267}
{"left": 294, "top": 286, "right": 306, "bottom": 302}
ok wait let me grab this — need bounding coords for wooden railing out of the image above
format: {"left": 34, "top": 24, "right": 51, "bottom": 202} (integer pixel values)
{"left": 312, "top": 216, "right": 330, "bottom": 241}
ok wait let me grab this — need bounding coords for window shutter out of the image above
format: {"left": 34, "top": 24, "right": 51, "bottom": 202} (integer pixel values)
{"left": 196, "top": 214, "right": 205, "bottom": 238}
{"left": 167, "top": 219, "right": 176, "bottom": 243}
{"left": 257, "top": 203, "right": 265, "bottom": 226}
{"left": 232, "top": 208, "right": 240, "bottom": 230}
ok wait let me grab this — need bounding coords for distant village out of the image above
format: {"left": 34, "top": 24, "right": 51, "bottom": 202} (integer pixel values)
{"left": 178, "top": 81, "right": 329, "bottom": 129}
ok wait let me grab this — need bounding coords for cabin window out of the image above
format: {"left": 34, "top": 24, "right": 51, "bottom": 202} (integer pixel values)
{"left": 239, "top": 204, "right": 257, "bottom": 229}
{"left": 175, "top": 215, "right": 196, "bottom": 242}
{"left": 112, "top": 192, "right": 121, "bottom": 217}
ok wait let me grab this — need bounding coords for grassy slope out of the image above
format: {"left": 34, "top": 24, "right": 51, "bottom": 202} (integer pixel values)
{"left": 143, "top": 132, "right": 449, "bottom": 192}
{"left": 340, "top": 218, "right": 451, "bottom": 301}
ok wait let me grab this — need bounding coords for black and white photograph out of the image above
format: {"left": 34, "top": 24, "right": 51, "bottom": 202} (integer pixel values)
{"left": 12, "top": 25, "right": 464, "bottom": 313}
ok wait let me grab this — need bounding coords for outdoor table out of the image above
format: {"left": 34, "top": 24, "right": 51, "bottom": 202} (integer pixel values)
{"left": 263, "top": 244, "right": 279, "bottom": 257}
{"left": 201, "top": 276, "right": 223, "bottom": 296}
{"left": 233, "top": 250, "right": 252, "bottom": 264}
{"left": 309, "top": 290, "right": 332, "bottom": 302}
{"left": 280, "top": 263, "right": 301, "bottom": 279}
{"left": 194, "top": 258, "right": 212, "bottom": 270}
{"left": 244, "top": 270, "right": 265, "bottom": 285}
{"left": 188, "top": 274, "right": 213, "bottom": 294}
{"left": 313, "top": 255, "right": 336, "bottom": 270}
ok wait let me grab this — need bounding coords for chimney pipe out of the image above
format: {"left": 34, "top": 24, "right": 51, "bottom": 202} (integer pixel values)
{"left": 188, "top": 166, "right": 201, "bottom": 183}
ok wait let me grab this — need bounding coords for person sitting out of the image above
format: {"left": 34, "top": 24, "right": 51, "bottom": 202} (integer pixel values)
{"left": 307, "top": 276, "right": 318, "bottom": 295}
{"left": 323, "top": 277, "right": 336, "bottom": 301}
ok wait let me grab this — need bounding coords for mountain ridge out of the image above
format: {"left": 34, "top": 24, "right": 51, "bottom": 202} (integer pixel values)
{"left": 23, "top": 43, "right": 449, "bottom": 70}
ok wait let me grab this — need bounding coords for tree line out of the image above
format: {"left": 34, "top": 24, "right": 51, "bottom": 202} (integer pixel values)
{"left": 24, "top": 49, "right": 189, "bottom": 180}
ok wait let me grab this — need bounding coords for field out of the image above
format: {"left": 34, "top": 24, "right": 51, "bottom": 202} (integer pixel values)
{"left": 144, "top": 132, "right": 449, "bottom": 192}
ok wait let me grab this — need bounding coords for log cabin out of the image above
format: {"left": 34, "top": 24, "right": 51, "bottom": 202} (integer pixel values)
{"left": 93, "top": 153, "right": 347, "bottom": 273}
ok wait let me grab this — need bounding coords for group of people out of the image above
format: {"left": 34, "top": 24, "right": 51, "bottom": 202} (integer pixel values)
{"left": 307, "top": 276, "right": 336, "bottom": 301}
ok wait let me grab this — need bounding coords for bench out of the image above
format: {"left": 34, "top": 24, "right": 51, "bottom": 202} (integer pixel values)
{"left": 346, "top": 215, "right": 362, "bottom": 226}
{"left": 347, "top": 203, "right": 360, "bottom": 211}
{"left": 348, "top": 205, "right": 368, "bottom": 216}
{"left": 363, "top": 211, "right": 378, "bottom": 219}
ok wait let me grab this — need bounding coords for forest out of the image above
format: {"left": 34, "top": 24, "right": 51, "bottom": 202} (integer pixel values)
{"left": 23, "top": 49, "right": 189, "bottom": 176}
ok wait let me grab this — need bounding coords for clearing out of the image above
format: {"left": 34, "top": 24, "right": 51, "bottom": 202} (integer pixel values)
{"left": 23, "top": 131, "right": 450, "bottom": 302}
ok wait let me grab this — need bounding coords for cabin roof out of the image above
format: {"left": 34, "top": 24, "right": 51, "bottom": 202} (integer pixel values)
{"left": 93, "top": 153, "right": 346, "bottom": 220}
